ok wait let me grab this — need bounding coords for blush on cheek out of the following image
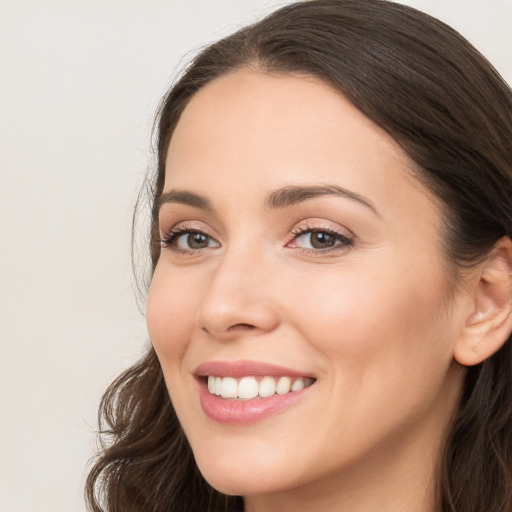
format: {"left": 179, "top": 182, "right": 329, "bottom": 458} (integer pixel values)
{"left": 146, "top": 284, "right": 189, "bottom": 360}
{"left": 294, "top": 279, "right": 379, "bottom": 353}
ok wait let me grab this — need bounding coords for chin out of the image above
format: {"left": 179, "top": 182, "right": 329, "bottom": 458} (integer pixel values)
{"left": 192, "top": 446, "right": 299, "bottom": 497}
{"left": 201, "top": 470, "right": 286, "bottom": 498}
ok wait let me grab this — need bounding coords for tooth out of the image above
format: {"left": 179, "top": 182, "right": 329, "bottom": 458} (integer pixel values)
{"left": 221, "top": 377, "right": 238, "bottom": 398}
{"left": 276, "top": 376, "right": 292, "bottom": 395}
{"left": 238, "top": 376, "right": 259, "bottom": 399}
{"left": 215, "top": 377, "right": 222, "bottom": 395}
{"left": 291, "top": 378, "right": 305, "bottom": 392}
{"left": 259, "top": 376, "right": 276, "bottom": 397}
{"left": 208, "top": 374, "right": 313, "bottom": 399}
{"left": 207, "top": 376, "right": 215, "bottom": 394}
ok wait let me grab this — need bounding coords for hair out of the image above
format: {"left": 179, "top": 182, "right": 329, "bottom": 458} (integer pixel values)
{"left": 85, "top": 1, "right": 512, "bottom": 511}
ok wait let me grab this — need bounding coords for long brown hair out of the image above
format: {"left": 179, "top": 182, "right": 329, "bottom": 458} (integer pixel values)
{"left": 85, "top": 1, "right": 512, "bottom": 510}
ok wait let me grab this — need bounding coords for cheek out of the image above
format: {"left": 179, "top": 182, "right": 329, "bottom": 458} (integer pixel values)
{"left": 284, "top": 259, "right": 454, "bottom": 384}
{"left": 146, "top": 263, "right": 198, "bottom": 362}
{"left": 279, "top": 263, "right": 458, "bottom": 452}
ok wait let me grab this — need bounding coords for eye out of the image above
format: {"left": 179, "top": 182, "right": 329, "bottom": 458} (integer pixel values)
{"left": 160, "top": 226, "right": 220, "bottom": 253}
{"left": 288, "top": 225, "right": 353, "bottom": 253}
{"left": 299, "top": 231, "right": 339, "bottom": 249}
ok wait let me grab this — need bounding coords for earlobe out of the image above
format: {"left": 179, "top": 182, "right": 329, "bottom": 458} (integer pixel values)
{"left": 454, "top": 237, "right": 512, "bottom": 367}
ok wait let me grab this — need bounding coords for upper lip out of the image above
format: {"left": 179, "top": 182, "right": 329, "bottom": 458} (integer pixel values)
{"left": 194, "top": 360, "right": 316, "bottom": 379}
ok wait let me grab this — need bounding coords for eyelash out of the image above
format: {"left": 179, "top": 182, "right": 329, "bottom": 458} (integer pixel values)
{"left": 159, "top": 223, "right": 354, "bottom": 255}
{"left": 159, "top": 224, "right": 216, "bottom": 254}
{"left": 289, "top": 223, "right": 354, "bottom": 254}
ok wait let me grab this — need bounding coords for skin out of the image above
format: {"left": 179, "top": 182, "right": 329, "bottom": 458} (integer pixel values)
{"left": 146, "top": 70, "right": 473, "bottom": 512}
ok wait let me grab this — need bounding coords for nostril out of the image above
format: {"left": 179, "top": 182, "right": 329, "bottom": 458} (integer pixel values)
{"left": 228, "top": 323, "right": 256, "bottom": 331}
{"left": 200, "top": 323, "right": 256, "bottom": 336}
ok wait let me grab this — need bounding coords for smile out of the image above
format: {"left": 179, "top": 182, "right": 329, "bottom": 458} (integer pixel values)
{"left": 195, "top": 361, "right": 317, "bottom": 424}
{"left": 207, "top": 375, "right": 315, "bottom": 400}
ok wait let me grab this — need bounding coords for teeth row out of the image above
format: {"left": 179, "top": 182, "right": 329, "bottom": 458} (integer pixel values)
{"left": 207, "top": 375, "right": 314, "bottom": 400}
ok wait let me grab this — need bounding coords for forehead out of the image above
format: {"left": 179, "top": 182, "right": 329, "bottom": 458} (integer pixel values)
{"left": 165, "top": 70, "right": 434, "bottom": 220}
{"left": 167, "top": 70, "right": 405, "bottom": 173}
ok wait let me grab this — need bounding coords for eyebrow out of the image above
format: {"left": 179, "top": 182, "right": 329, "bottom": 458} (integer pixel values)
{"left": 157, "top": 189, "right": 213, "bottom": 211}
{"left": 157, "top": 184, "right": 378, "bottom": 216}
{"left": 265, "top": 184, "right": 379, "bottom": 215}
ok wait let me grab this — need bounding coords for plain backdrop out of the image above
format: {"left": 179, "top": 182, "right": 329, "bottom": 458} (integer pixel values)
{"left": 1, "top": 1, "right": 511, "bottom": 511}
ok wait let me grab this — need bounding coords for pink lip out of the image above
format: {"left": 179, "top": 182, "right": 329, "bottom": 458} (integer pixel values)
{"left": 194, "top": 360, "right": 316, "bottom": 379}
{"left": 194, "top": 360, "right": 316, "bottom": 425}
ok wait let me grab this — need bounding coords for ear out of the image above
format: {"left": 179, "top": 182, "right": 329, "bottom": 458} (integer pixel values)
{"left": 454, "top": 237, "right": 512, "bottom": 367}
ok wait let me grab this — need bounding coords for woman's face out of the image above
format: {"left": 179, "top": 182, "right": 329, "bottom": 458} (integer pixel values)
{"left": 147, "top": 71, "right": 467, "bottom": 502}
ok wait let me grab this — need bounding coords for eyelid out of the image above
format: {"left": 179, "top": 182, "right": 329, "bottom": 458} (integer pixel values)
{"left": 159, "top": 219, "right": 217, "bottom": 239}
{"left": 288, "top": 219, "right": 354, "bottom": 239}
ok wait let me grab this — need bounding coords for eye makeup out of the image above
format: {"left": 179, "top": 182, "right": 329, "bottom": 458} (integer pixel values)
{"left": 159, "top": 218, "right": 354, "bottom": 258}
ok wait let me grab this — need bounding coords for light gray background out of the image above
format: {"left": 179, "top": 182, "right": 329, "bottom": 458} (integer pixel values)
{"left": 1, "top": 1, "right": 510, "bottom": 511}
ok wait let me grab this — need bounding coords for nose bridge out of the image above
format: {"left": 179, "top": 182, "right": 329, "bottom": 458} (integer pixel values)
{"left": 195, "top": 240, "right": 278, "bottom": 337}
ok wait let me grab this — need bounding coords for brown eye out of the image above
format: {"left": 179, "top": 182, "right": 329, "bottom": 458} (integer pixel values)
{"left": 309, "top": 231, "right": 337, "bottom": 249}
{"left": 160, "top": 228, "right": 220, "bottom": 252}
{"left": 187, "top": 232, "right": 210, "bottom": 249}
{"left": 290, "top": 227, "right": 353, "bottom": 252}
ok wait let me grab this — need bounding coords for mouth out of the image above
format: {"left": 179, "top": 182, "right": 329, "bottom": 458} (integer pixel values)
{"left": 194, "top": 361, "right": 317, "bottom": 424}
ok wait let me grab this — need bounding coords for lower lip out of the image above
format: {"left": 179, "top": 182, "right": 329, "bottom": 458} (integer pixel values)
{"left": 198, "top": 381, "right": 312, "bottom": 425}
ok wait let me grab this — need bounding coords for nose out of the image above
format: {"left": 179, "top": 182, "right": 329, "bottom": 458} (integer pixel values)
{"left": 195, "top": 248, "right": 280, "bottom": 340}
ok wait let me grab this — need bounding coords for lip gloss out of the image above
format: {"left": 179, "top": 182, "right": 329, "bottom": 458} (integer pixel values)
{"left": 198, "top": 382, "right": 311, "bottom": 424}
{"left": 194, "top": 361, "right": 316, "bottom": 424}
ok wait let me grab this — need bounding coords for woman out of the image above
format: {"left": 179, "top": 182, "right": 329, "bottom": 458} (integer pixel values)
{"left": 85, "top": 1, "right": 512, "bottom": 511}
